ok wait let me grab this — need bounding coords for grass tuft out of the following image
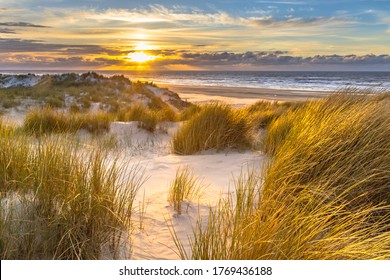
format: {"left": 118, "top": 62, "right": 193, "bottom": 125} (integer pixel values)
{"left": 168, "top": 167, "right": 204, "bottom": 215}
{"left": 23, "top": 107, "right": 112, "bottom": 135}
{"left": 172, "top": 93, "right": 390, "bottom": 260}
{"left": 0, "top": 127, "right": 144, "bottom": 259}
{"left": 172, "top": 102, "right": 252, "bottom": 154}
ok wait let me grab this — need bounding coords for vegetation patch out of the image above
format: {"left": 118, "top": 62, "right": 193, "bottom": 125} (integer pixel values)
{"left": 0, "top": 127, "right": 145, "bottom": 259}
{"left": 168, "top": 167, "right": 204, "bottom": 215}
{"left": 172, "top": 93, "right": 390, "bottom": 260}
{"left": 23, "top": 107, "right": 112, "bottom": 135}
{"left": 172, "top": 103, "right": 252, "bottom": 154}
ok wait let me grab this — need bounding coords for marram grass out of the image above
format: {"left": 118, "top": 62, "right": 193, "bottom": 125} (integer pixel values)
{"left": 168, "top": 167, "right": 204, "bottom": 215}
{"left": 263, "top": 93, "right": 390, "bottom": 208}
{"left": 23, "top": 107, "right": 112, "bottom": 135}
{"left": 173, "top": 167, "right": 390, "bottom": 260}
{"left": 172, "top": 102, "right": 252, "bottom": 154}
{"left": 172, "top": 93, "right": 390, "bottom": 260}
{"left": 117, "top": 103, "right": 178, "bottom": 132}
{"left": 0, "top": 127, "right": 145, "bottom": 259}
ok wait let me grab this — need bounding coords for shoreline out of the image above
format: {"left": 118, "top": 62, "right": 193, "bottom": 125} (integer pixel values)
{"left": 157, "top": 83, "right": 331, "bottom": 104}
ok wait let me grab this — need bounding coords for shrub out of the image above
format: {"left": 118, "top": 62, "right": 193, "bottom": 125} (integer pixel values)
{"left": 2, "top": 99, "right": 20, "bottom": 109}
{"left": 45, "top": 95, "right": 64, "bottom": 108}
{"left": 172, "top": 103, "right": 252, "bottom": 154}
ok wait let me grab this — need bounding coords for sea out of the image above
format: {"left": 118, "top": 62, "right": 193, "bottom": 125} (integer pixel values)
{"left": 1, "top": 70, "right": 390, "bottom": 92}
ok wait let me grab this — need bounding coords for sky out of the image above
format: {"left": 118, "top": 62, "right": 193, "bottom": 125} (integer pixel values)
{"left": 0, "top": 0, "right": 390, "bottom": 70}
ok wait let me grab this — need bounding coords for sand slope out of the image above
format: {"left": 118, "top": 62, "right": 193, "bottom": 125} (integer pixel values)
{"left": 105, "top": 122, "right": 264, "bottom": 259}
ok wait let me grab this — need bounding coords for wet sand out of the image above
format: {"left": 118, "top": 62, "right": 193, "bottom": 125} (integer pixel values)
{"left": 158, "top": 83, "right": 331, "bottom": 104}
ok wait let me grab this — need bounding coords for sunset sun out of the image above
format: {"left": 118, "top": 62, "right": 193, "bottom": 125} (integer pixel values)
{"left": 127, "top": 51, "right": 156, "bottom": 63}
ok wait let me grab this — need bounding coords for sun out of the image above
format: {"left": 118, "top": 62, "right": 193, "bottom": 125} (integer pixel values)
{"left": 127, "top": 51, "right": 156, "bottom": 63}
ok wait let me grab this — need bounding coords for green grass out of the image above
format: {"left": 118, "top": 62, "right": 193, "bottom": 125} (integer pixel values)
{"left": 0, "top": 127, "right": 145, "bottom": 259}
{"left": 172, "top": 93, "right": 390, "bottom": 260}
{"left": 23, "top": 107, "right": 112, "bottom": 135}
{"left": 168, "top": 167, "right": 204, "bottom": 215}
{"left": 172, "top": 103, "right": 252, "bottom": 154}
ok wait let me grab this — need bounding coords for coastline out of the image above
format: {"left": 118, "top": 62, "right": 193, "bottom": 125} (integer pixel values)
{"left": 157, "top": 83, "right": 331, "bottom": 104}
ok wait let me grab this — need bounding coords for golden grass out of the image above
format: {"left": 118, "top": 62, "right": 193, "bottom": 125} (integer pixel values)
{"left": 168, "top": 167, "right": 204, "bottom": 215}
{"left": 241, "top": 100, "right": 300, "bottom": 130}
{"left": 0, "top": 127, "right": 145, "bottom": 259}
{"left": 179, "top": 104, "right": 201, "bottom": 121}
{"left": 264, "top": 94, "right": 390, "bottom": 208}
{"left": 23, "top": 107, "right": 112, "bottom": 135}
{"left": 117, "top": 103, "right": 178, "bottom": 132}
{"left": 172, "top": 93, "right": 390, "bottom": 260}
{"left": 172, "top": 102, "right": 252, "bottom": 154}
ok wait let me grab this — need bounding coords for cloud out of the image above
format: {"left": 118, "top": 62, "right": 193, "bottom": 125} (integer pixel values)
{"left": 0, "top": 55, "right": 122, "bottom": 69}
{"left": 0, "top": 21, "right": 50, "bottom": 28}
{"left": 85, "top": 5, "right": 240, "bottom": 27}
{"left": 247, "top": 16, "right": 353, "bottom": 28}
{"left": 151, "top": 51, "right": 390, "bottom": 68}
{"left": 0, "top": 8, "right": 24, "bottom": 12}
{"left": 2, "top": 48, "right": 390, "bottom": 69}
{"left": 255, "top": 1, "right": 307, "bottom": 4}
{"left": 0, "top": 28, "right": 16, "bottom": 34}
{"left": 0, "top": 38, "right": 121, "bottom": 56}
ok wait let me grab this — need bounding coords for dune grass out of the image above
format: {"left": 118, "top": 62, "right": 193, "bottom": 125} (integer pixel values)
{"left": 242, "top": 100, "right": 301, "bottom": 130}
{"left": 117, "top": 103, "right": 178, "bottom": 132}
{"left": 179, "top": 104, "right": 201, "bottom": 121}
{"left": 0, "top": 126, "right": 145, "bottom": 259}
{"left": 168, "top": 167, "right": 204, "bottom": 215}
{"left": 263, "top": 93, "right": 390, "bottom": 208}
{"left": 176, "top": 169, "right": 390, "bottom": 260}
{"left": 172, "top": 103, "right": 252, "bottom": 154}
{"left": 172, "top": 93, "right": 390, "bottom": 260}
{"left": 117, "top": 103, "right": 158, "bottom": 132}
{"left": 23, "top": 107, "right": 112, "bottom": 135}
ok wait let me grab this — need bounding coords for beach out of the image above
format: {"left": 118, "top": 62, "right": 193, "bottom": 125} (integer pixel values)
{"left": 158, "top": 83, "right": 330, "bottom": 105}
{"left": 1, "top": 73, "right": 389, "bottom": 262}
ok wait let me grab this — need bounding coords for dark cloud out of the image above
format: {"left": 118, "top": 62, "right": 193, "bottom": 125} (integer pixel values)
{"left": 0, "top": 21, "right": 50, "bottom": 28}
{"left": 1, "top": 47, "right": 390, "bottom": 69}
{"left": 151, "top": 51, "right": 390, "bottom": 67}
{"left": 248, "top": 16, "right": 351, "bottom": 28}
{"left": 0, "top": 55, "right": 122, "bottom": 69}
{"left": 0, "top": 38, "right": 121, "bottom": 56}
{"left": 0, "top": 28, "right": 16, "bottom": 34}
